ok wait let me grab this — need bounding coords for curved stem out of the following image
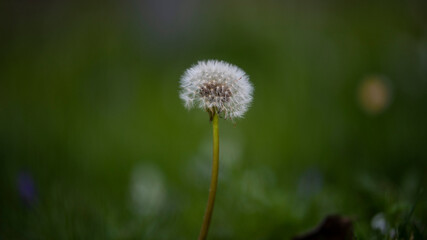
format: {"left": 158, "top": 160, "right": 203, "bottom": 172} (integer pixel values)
{"left": 198, "top": 112, "right": 219, "bottom": 240}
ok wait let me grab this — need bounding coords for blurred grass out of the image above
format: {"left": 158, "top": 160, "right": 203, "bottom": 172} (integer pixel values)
{"left": 1, "top": 0, "right": 426, "bottom": 239}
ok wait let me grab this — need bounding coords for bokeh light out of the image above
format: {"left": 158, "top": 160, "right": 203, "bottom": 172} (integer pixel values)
{"left": 358, "top": 75, "right": 391, "bottom": 115}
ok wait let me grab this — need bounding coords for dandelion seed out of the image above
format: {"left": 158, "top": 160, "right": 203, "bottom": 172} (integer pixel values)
{"left": 180, "top": 60, "right": 253, "bottom": 120}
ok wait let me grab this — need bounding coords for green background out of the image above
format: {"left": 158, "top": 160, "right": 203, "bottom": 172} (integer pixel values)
{"left": 1, "top": 0, "right": 426, "bottom": 239}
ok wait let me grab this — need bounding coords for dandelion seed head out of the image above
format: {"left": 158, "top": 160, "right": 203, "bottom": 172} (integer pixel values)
{"left": 180, "top": 60, "right": 253, "bottom": 119}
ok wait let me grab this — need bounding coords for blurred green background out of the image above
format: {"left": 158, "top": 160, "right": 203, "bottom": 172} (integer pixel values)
{"left": 1, "top": 0, "right": 426, "bottom": 239}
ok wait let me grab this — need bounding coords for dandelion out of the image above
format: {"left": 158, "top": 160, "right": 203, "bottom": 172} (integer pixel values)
{"left": 180, "top": 60, "right": 253, "bottom": 240}
{"left": 180, "top": 60, "right": 253, "bottom": 120}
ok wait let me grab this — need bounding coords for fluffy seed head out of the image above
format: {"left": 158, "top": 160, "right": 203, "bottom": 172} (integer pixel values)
{"left": 180, "top": 60, "right": 253, "bottom": 119}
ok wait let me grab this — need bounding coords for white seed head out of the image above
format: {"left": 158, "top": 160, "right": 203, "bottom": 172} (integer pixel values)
{"left": 180, "top": 60, "right": 253, "bottom": 120}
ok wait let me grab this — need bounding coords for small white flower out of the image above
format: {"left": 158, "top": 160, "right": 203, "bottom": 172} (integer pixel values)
{"left": 180, "top": 60, "right": 253, "bottom": 120}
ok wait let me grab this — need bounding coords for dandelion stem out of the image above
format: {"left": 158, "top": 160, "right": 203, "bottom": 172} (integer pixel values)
{"left": 198, "top": 111, "right": 219, "bottom": 240}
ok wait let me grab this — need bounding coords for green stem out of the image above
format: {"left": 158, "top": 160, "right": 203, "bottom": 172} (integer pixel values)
{"left": 198, "top": 111, "right": 219, "bottom": 240}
